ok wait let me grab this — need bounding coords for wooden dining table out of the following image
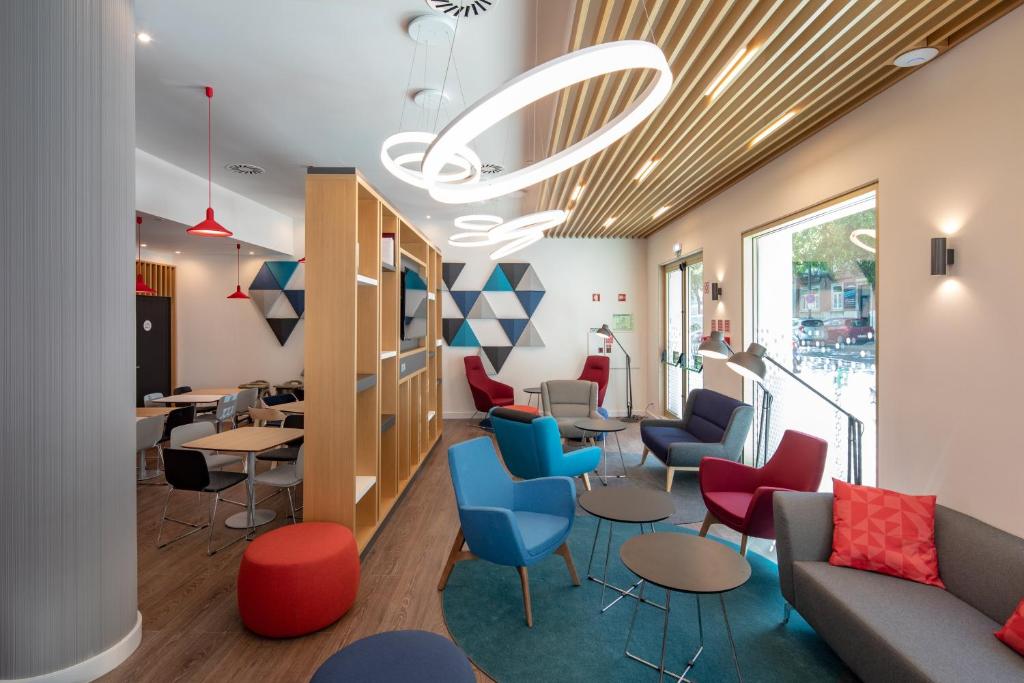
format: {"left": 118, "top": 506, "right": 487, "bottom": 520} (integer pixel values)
{"left": 136, "top": 406, "right": 174, "bottom": 419}
{"left": 151, "top": 391, "right": 232, "bottom": 405}
{"left": 279, "top": 400, "right": 306, "bottom": 414}
{"left": 182, "top": 426, "right": 304, "bottom": 531}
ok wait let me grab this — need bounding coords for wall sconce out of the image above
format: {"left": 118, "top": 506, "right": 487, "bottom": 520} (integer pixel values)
{"left": 710, "top": 282, "right": 724, "bottom": 300}
{"left": 672, "top": 242, "right": 682, "bottom": 256}
{"left": 930, "top": 237, "right": 955, "bottom": 275}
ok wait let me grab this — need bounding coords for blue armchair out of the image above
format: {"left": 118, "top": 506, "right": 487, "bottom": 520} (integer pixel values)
{"left": 640, "top": 388, "right": 754, "bottom": 493}
{"left": 490, "top": 407, "right": 601, "bottom": 491}
{"left": 438, "top": 436, "right": 580, "bottom": 627}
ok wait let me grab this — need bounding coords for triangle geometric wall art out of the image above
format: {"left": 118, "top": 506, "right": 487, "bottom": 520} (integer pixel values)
{"left": 442, "top": 261, "right": 544, "bottom": 373}
{"left": 249, "top": 259, "right": 304, "bottom": 346}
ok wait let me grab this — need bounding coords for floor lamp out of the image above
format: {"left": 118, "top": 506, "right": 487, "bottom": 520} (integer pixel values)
{"left": 596, "top": 324, "right": 639, "bottom": 422}
{"left": 727, "top": 342, "right": 864, "bottom": 485}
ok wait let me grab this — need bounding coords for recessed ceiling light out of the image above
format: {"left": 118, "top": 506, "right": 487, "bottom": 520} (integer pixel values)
{"left": 136, "top": 32, "right": 153, "bottom": 44}
{"left": 174, "top": 250, "right": 182, "bottom": 255}
{"left": 894, "top": 47, "right": 938, "bottom": 68}
{"left": 652, "top": 206, "right": 670, "bottom": 219}
{"left": 705, "top": 46, "right": 758, "bottom": 101}
{"left": 750, "top": 111, "right": 797, "bottom": 146}
{"left": 570, "top": 183, "right": 586, "bottom": 201}
{"left": 426, "top": 215, "right": 431, "bottom": 219}
{"left": 634, "top": 158, "right": 660, "bottom": 182}
{"left": 140, "top": 243, "right": 147, "bottom": 248}
{"left": 248, "top": 251, "right": 255, "bottom": 255}
{"left": 603, "top": 217, "right": 617, "bottom": 228}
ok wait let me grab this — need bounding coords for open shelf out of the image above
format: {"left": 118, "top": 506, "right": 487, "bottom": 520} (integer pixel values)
{"left": 381, "top": 413, "right": 396, "bottom": 433}
{"left": 357, "top": 373, "right": 377, "bottom": 392}
{"left": 356, "top": 274, "right": 378, "bottom": 286}
{"left": 355, "top": 475, "right": 376, "bottom": 503}
{"left": 382, "top": 262, "right": 396, "bottom": 272}
{"left": 380, "top": 350, "right": 397, "bottom": 360}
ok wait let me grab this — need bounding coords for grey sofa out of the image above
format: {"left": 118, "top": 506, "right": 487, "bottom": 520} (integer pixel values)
{"left": 775, "top": 492, "right": 1024, "bottom": 682}
{"left": 541, "top": 380, "right": 599, "bottom": 440}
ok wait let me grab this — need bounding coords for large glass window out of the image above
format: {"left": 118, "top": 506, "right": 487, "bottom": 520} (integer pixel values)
{"left": 744, "top": 190, "right": 877, "bottom": 485}
{"left": 662, "top": 257, "right": 703, "bottom": 417}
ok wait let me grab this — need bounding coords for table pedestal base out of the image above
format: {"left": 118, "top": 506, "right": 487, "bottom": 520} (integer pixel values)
{"left": 225, "top": 509, "right": 276, "bottom": 530}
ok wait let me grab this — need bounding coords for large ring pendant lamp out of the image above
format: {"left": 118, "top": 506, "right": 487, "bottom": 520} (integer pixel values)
{"left": 453, "top": 214, "right": 503, "bottom": 231}
{"left": 380, "top": 131, "right": 482, "bottom": 190}
{"left": 447, "top": 210, "right": 567, "bottom": 259}
{"left": 422, "top": 40, "right": 673, "bottom": 204}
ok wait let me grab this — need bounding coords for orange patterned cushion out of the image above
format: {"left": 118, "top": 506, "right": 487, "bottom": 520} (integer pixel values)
{"left": 828, "top": 479, "right": 945, "bottom": 588}
{"left": 996, "top": 598, "right": 1024, "bottom": 656}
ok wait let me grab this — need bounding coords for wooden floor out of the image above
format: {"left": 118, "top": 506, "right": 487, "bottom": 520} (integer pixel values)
{"left": 103, "top": 418, "right": 763, "bottom": 682}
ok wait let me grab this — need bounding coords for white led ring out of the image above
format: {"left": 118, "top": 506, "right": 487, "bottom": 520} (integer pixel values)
{"left": 453, "top": 214, "right": 503, "bottom": 231}
{"left": 380, "top": 131, "right": 482, "bottom": 190}
{"left": 422, "top": 41, "right": 673, "bottom": 204}
{"left": 489, "top": 230, "right": 545, "bottom": 260}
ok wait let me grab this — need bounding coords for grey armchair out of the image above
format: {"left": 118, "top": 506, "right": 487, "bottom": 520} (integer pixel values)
{"left": 541, "top": 380, "right": 599, "bottom": 440}
{"left": 639, "top": 388, "right": 753, "bottom": 491}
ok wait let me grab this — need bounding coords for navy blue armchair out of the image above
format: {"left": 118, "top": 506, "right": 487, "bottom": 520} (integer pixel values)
{"left": 438, "top": 436, "right": 580, "bottom": 627}
{"left": 490, "top": 407, "right": 601, "bottom": 491}
{"left": 640, "top": 388, "right": 754, "bottom": 492}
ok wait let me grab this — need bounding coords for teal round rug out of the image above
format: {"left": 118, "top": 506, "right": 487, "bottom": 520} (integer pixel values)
{"left": 442, "top": 518, "right": 850, "bottom": 682}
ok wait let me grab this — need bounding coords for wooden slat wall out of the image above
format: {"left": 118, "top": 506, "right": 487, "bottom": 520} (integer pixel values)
{"left": 536, "top": 0, "right": 1022, "bottom": 239}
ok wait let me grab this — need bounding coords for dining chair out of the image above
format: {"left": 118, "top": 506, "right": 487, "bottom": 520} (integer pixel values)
{"left": 197, "top": 393, "right": 238, "bottom": 432}
{"left": 257, "top": 413, "right": 302, "bottom": 465}
{"left": 136, "top": 415, "right": 168, "bottom": 480}
{"left": 234, "top": 387, "right": 260, "bottom": 425}
{"left": 254, "top": 444, "right": 304, "bottom": 522}
{"left": 143, "top": 392, "right": 164, "bottom": 407}
{"left": 161, "top": 405, "right": 196, "bottom": 443}
{"left": 249, "top": 406, "right": 286, "bottom": 428}
{"left": 263, "top": 393, "right": 297, "bottom": 408}
{"left": 172, "top": 386, "right": 193, "bottom": 395}
{"left": 170, "top": 422, "right": 241, "bottom": 471}
{"left": 156, "top": 448, "right": 248, "bottom": 555}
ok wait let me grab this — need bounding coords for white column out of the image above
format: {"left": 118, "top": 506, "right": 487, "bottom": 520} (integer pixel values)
{"left": 0, "top": 1, "right": 139, "bottom": 679}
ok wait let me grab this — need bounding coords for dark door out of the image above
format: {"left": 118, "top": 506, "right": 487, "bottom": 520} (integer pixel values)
{"left": 136, "top": 295, "right": 171, "bottom": 406}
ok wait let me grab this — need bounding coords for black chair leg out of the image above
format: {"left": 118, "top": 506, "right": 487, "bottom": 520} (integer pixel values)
{"left": 156, "top": 487, "right": 208, "bottom": 548}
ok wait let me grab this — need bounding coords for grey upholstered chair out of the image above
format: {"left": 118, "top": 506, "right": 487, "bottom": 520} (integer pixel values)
{"left": 540, "top": 379, "right": 600, "bottom": 440}
{"left": 640, "top": 388, "right": 754, "bottom": 491}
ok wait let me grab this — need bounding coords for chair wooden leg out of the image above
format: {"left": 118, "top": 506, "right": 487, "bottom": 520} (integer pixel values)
{"left": 699, "top": 511, "right": 717, "bottom": 537}
{"left": 665, "top": 467, "right": 674, "bottom": 493}
{"left": 555, "top": 542, "right": 580, "bottom": 586}
{"left": 581, "top": 472, "right": 592, "bottom": 491}
{"left": 640, "top": 446, "right": 649, "bottom": 466}
{"left": 518, "top": 566, "right": 533, "bottom": 628}
{"left": 438, "top": 528, "right": 475, "bottom": 591}
{"left": 739, "top": 535, "right": 748, "bottom": 556}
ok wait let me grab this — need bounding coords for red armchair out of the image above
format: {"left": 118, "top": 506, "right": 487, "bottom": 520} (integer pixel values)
{"left": 464, "top": 356, "right": 514, "bottom": 415}
{"left": 577, "top": 355, "right": 610, "bottom": 407}
{"left": 698, "top": 429, "right": 827, "bottom": 555}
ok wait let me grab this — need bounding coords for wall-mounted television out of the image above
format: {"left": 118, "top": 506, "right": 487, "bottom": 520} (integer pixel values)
{"left": 401, "top": 267, "right": 428, "bottom": 341}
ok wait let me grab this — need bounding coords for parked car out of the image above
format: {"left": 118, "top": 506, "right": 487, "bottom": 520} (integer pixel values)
{"left": 824, "top": 317, "right": 874, "bottom": 344}
{"left": 795, "top": 318, "right": 824, "bottom": 343}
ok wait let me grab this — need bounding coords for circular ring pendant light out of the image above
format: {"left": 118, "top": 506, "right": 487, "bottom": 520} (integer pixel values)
{"left": 380, "top": 131, "right": 482, "bottom": 190}
{"left": 453, "top": 214, "right": 503, "bottom": 231}
{"left": 447, "top": 210, "right": 567, "bottom": 259}
{"left": 421, "top": 40, "right": 673, "bottom": 204}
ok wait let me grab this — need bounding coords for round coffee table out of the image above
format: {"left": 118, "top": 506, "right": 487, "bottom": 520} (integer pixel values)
{"left": 620, "top": 533, "right": 751, "bottom": 682}
{"left": 574, "top": 418, "right": 628, "bottom": 485}
{"left": 579, "top": 487, "right": 675, "bottom": 613}
{"left": 523, "top": 386, "right": 541, "bottom": 408}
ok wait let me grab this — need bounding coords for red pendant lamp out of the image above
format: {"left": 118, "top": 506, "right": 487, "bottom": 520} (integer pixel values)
{"left": 227, "top": 243, "right": 250, "bottom": 299}
{"left": 135, "top": 216, "right": 156, "bottom": 294}
{"left": 188, "top": 86, "right": 233, "bottom": 238}
{"left": 298, "top": 257, "right": 305, "bottom": 263}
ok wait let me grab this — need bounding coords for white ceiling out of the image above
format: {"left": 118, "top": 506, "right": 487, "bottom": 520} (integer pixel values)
{"left": 136, "top": 212, "right": 288, "bottom": 258}
{"left": 135, "top": 0, "right": 574, "bottom": 236}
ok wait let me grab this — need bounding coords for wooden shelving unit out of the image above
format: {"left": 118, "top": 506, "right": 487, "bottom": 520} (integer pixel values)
{"left": 305, "top": 168, "right": 443, "bottom": 552}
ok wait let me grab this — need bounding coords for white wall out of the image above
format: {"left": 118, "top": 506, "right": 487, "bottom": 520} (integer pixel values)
{"left": 144, "top": 249, "right": 305, "bottom": 389}
{"left": 421, "top": 229, "right": 650, "bottom": 419}
{"left": 646, "top": 7, "right": 1024, "bottom": 536}
{"left": 136, "top": 148, "right": 298, "bottom": 254}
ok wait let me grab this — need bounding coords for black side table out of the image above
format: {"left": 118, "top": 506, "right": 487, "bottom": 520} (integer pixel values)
{"left": 523, "top": 386, "right": 541, "bottom": 408}
{"left": 579, "top": 487, "right": 675, "bottom": 613}
{"left": 620, "top": 533, "right": 751, "bottom": 682}
{"left": 574, "top": 418, "right": 628, "bottom": 485}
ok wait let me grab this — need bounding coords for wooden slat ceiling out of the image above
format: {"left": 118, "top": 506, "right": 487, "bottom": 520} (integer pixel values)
{"left": 535, "top": 0, "right": 1021, "bottom": 238}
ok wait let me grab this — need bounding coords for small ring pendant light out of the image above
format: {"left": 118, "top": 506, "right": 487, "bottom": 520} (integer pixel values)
{"left": 135, "top": 216, "right": 156, "bottom": 294}
{"left": 227, "top": 243, "right": 250, "bottom": 299}
{"left": 188, "top": 86, "right": 233, "bottom": 237}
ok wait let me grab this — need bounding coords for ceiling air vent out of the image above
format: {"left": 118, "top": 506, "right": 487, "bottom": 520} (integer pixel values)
{"left": 425, "top": 0, "right": 501, "bottom": 19}
{"left": 481, "top": 163, "right": 504, "bottom": 175}
{"left": 225, "top": 163, "right": 265, "bottom": 176}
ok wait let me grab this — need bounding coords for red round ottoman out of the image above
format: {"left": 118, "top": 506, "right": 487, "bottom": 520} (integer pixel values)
{"left": 238, "top": 522, "right": 359, "bottom": 638}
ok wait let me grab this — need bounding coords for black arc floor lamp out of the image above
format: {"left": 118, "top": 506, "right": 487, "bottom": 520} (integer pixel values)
{"left": 698, "top": 331, "right": 864, "bottom": 484}
{"left": 596, "top": 324, "right": 639, "bottom": 422}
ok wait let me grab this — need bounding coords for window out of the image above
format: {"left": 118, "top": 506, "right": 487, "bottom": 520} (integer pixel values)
{"left": 744, "top": 189, "right": 877, "bottom": 486}
{"left": 662, "top": 256, "right": 703, "bottom": 417}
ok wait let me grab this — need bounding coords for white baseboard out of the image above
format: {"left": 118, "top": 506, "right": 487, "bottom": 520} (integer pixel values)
{"left": 3, "top": 611, "right": 142, "bottom": 683}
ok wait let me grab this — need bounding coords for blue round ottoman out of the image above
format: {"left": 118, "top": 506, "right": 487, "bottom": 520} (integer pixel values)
{"left": 311, "top": 630, "right": 474, "bottom": 682}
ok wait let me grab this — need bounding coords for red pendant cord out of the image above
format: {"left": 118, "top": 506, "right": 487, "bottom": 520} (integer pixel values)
{"left": 236, "top": 243, "right": 241, "bottom": 283}
{"left": 207, "top": 86, "right": 213, "bottom": 209}
{"left": 137, "top": 216, "right": 143, "bottom": 264}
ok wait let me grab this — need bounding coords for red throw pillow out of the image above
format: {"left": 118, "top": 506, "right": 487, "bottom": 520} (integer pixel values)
{"left": 828, "top": 479, "right": 945, "bottom": 588}
{"left": 996, "top": 598, "right": 1024, "bottom": 656}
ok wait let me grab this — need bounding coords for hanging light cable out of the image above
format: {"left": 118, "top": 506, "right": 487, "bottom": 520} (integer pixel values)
{"left": 188, "top": 86, "right": 233, "bottom": 237}
{"left": 135, "top": 216, "right": 156, "bottom": 294}
{"left": 227, "top": 243, "right": 249, "bottom": 299}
